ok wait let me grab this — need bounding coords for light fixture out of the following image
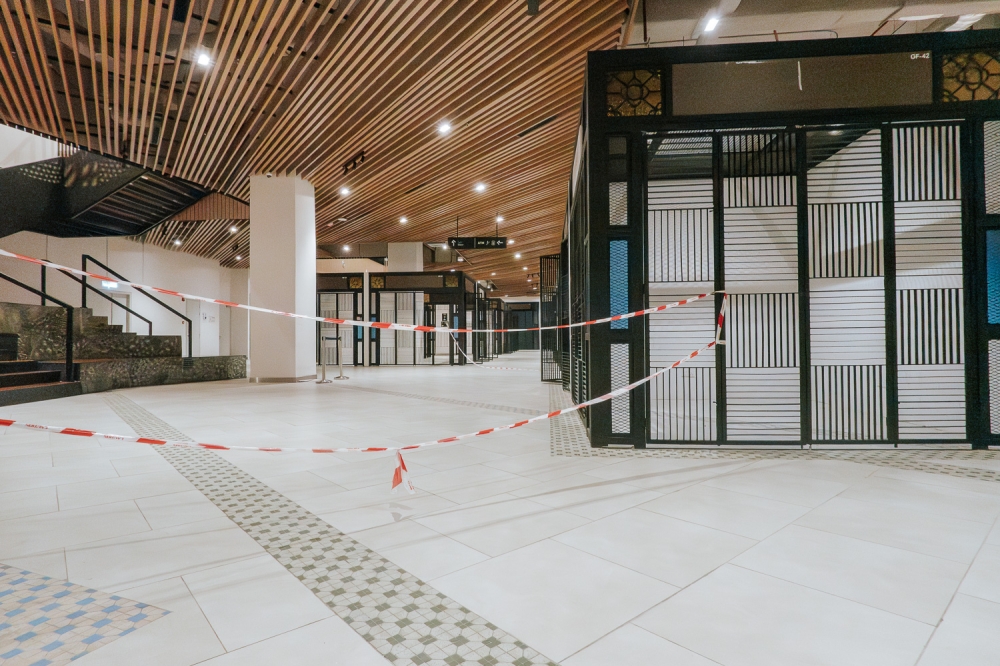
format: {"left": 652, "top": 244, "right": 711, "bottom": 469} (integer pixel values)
{"left": 473, "top": 182, "right": 486, "bottom": 193}
{"left": 326, "top": 222, "right": 334, "bottom": 227}
{"left": 442, "top": 244, "right": 449, "bottom": 249}
{"left": 523, "top": 266, "right": 528, "bottom": 271}
{"left": 101, "top": 280, "right": 118, "bottom": 289}
{"left": 829, "top": 130, "right": 844, "bottom": 136}
{"left": 527, "top": 278, "right": 532, "bottom": 282}
{"left": 457, "top": 257, "right": 464, "bottom": 262}
{"left": 705, "top": 17, "right": 719, "bottom": 32}
{"left": 339, "top": 186, "right": 350, "bottom": 196}
{"left": 173, "top": 239, "right": 182, "bottom": 246}
{"left": 514, "top": 252, "right": 521, "bottom": 259}
{"left": 491, "top": 272, "right": 496, "bottom": 276}
{"left": 496, "top": 215, "right": 504, "bottom": 223}
{"left": 507, "top": 239, "right": 514, "bottom": 245}
{"left": 229, "top": 225, "right": 238, "bottom": 233}
{"left": 450, "top": 268, "right": 456, "bottom": 272}
{"left": 400, "top": 216, "right": 408, "bottom": 224}
{"left": 197, "top": 52, "right": 211, "bottom": 67}
{"left": 896, "top": 13, "right": 942, "bottom": 21}
{"left": 437, "top": 121, "right": 452, "bottom": 135}
{"left": 343, "top": 245, "right": 350, "bottom": 252}
{"left": 235, "top": 255, "right": 242, "bottom": 261}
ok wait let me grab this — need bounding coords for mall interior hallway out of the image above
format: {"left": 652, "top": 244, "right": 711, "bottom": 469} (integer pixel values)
{"left": 1, "top": 350, "right": 999, "bottom": 666}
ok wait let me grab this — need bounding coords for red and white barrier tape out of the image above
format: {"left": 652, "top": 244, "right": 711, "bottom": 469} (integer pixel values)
{"left": 0, "top": 248, "right": 718, "bottom": 335}
{"left": 0, "top": 295, "right": 728, "bottom": 492}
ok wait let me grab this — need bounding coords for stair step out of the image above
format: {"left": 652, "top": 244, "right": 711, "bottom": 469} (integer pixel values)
{"left": 0, "top": 360, "right": 39, "bottom": 373}
{"left": 0, "top": 370, "right": 62, "bottom": 388}
{"left": 0, "top": 381, "right": 82, "bottom": 407}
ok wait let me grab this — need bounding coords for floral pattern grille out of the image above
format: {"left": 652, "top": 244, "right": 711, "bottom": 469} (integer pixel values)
{"left": 942, "top": 51, "right": 1000, "bottom": 102}
{"left": 606, "top": 70, "right": 662, "bottom": 117}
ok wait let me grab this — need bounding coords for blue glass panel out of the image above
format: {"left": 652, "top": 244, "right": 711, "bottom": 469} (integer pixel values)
{"left": 610, "top": 240, "right": 629, "bottom": 329}
{"left": 989, "top": 230, "right": 1000, "bottom": 324}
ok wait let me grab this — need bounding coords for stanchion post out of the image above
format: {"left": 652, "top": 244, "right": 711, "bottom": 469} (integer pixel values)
{"left": 334, "top": 334, "right": 348, "bottom": 380}
{"left": 317, "top": 335, "right": 334, "bottom": 384}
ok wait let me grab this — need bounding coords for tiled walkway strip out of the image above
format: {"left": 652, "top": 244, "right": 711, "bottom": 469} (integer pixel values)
{"left": 103, "top": 393, "right": 558, "bottom": 666}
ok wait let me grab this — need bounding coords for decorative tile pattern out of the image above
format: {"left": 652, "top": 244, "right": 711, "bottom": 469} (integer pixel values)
{"left": 103, "top": 393, "right": 558, "bottom": 666}
{"left": 0, "top": 564, "right": 167, "bottom": 665}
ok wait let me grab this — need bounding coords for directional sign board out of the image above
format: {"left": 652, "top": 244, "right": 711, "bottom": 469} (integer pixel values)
{"left": 448, "top": 237, "right": 507, "bottom": 249}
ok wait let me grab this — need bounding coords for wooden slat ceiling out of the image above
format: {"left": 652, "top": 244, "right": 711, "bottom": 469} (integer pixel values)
{"left": 0, "top": 0, "right": 628, "bottom": 295}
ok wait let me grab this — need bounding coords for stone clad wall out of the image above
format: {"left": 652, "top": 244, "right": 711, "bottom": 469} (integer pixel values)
{"left": 75, "top": 356, "right": 247, "bottom": 393}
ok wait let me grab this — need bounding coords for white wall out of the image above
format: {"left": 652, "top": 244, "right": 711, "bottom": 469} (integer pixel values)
{"left": 0, "top": 124, "right": 59, "bottom": 169}
{"left": 387, "top": 242, "right": 423, "bottom": 272}
{"left": 0, "top": 232, "right": 248, "bottom": 357}
{"left": 316, "top": 258, "right": 386, "bottom": 273}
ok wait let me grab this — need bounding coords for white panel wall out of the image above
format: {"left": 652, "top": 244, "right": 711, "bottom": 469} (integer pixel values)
{"left": 0, "top": 124, "right": 59, "bottom": 168}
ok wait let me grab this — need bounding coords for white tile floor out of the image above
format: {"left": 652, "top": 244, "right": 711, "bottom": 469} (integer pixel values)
{"left": 0, "top": 350, "right": 997, "bottom": 665}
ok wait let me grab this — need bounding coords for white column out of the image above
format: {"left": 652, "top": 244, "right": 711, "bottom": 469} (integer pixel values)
{"left": 248, "top": 175, "right": 316, "bottom": 381}
{"left": 362, "top": 270, "right": 370, "bottom": 366}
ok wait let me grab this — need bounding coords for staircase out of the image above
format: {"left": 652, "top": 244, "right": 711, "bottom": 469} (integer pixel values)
{"left": 0, "top": 333, "right": 81, "bottom": 406}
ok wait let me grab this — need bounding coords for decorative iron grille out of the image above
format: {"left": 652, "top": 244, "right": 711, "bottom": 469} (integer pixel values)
{"left": 606, "top": 70, "right": 662, "bottom": 117}
{"left": 942, "top": 51, "right": 1000, "bottom": 102}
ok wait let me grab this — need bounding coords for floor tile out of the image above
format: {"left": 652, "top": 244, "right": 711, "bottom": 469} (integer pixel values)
{"left": 563, "top": 623, "right": 719, "bottom": 666}
{"left": 959, "top": 543, "right": 1000, "bottom": 605}
{"left": 796, "top": 496, "right": 991, "bottom": 563}
{"left": 183, "top": 554, "right": 333, "bottom": 652}
{"left": 635, "top": 565, "right": 932, "bottom": 666}
{"left": 434, "top": 539, "right": 677, "bottom": 662}
{"left": 351, "top": 519, "right": 489, "bottom": 581}
{"left": 0, "top": 486, "right": 58, "bottom": 522}
{"left": 134, "top": 491, "right": 227, "bottom": 530}
{"left": 512, "top": 474, "right": 663, "bottom": 521}
{"left": 640, "top": 483, "right": 811, "bottom": 540}
{"left": 0, "top": 500, "right": 150, "bottom": 561}
{"left": 839, "top": 475, "right": 1000, "bottom": 524}
{"left": 917, "top": 594, "right": 1000, "bottom": 666}
{"left": 196, "top": 617, "right": 387, "bottom": 665}
{"left": 733, "top": 524, "right": 967, "bottom": 624}
{"left": 702, "top": 467, "right": 849, "bottom": 507}
{"left": 555, "top": 507, "right": 756, "bottom": 587}
{"left": 57, "top": 471, "right": 194, "bottom": 511}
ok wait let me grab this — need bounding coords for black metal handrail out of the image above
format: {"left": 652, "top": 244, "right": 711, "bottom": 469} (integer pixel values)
{"left": 81, "top": 254, "right": 192, "bottom": 357}
{"left": 0, "top": 271, "right": 74, "bottom": 380}
{"left": 54, "top": 268, "right": 152, "bottom": 335}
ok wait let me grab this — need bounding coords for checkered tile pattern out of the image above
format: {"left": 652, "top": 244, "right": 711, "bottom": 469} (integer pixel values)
{"left": 103, "top": 393, "right": 558, "bottom": 666}
{"left": 0, "top": 565, "right": 167, "bottom": 665}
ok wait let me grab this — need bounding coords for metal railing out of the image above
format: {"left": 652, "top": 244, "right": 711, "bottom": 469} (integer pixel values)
{"left": 48, "top": 266, "right": 152, "bottom": 335}
{"left": 81, "top": 254, "right": 192, "bottom": 357}
{"left": 0, "top": 270, "right": 74, "bottom": 380}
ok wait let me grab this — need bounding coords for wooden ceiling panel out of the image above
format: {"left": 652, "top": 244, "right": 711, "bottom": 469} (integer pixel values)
{"left": 0, "top": 0, "right": 628, "bottom": 295}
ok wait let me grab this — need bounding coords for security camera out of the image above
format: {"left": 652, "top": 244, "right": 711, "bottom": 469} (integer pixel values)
{"left": 265, "top": 172, "right": 274, "bottom": 178}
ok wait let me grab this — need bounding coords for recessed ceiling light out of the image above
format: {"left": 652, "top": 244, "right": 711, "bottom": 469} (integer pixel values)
{"left": 235, "top": 255, "right": 242, "bottom": 261}
{"left": 897, "top": 13, "right": 942, "bottom": 20}
{"left": 473, "top": 183, "right": 486, "bottom": 193}
{"left": 522, "top": 266, "right": 528, "bottom": 270}
{"left": 173, "top": 239, "right": 182, "bottom": 246}
{"left": 496, "top": 215, "right": 504, "bottom": 223}
{"left": 339, "top": 186, "right": 350, "bottom": 196}
{"left": 457, "top": 257, "right": 464, "bottom": 262}
{"left": 507, "top": 239, "right": 514, "bottom": 245}
{"left": 491, "top": 272, "right": 496, "bottom": 276}
{"left": 197, "top": 53, "right": 211, "bottom": 67}
{"left": 229, "top": 225, "right": 238, "bottom": 233}
{"left": 437, "top": 121, "right": 452, "bottom": 135}
{"left": 450, "top": 268, "right": 455, "bottom": 272}
{"left": 527, "top": 278, "right": 532, "bottom": 282}
{"left": 400, "top": 216, "right": 407, "bottom": 224}
{"left": 705, "top": 17, "right": 719, "bottom": 32}
{"left": 343, "top": 245, "right": 350, "bottom": 252}
{"left": 326, "top": 222, "right": 334, "bottom": 227}
{"left": 514, "top": 252, "right": 521, "bottom": 259}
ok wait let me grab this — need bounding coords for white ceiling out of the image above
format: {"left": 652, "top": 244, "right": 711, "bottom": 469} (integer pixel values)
{"left": 629, "top": 0, "right": 1000, "bottom": 46}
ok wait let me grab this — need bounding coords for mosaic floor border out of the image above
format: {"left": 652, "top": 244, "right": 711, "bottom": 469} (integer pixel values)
{"left": 103, "top": 392, "right": 558, "bottom": 666}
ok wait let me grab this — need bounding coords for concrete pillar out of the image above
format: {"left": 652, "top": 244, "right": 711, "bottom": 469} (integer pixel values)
{"left": 387, "top": 242, "right": 424, "bottom": 271}
{"left": 248, "top": 175, "right": 316, "bottom": 382}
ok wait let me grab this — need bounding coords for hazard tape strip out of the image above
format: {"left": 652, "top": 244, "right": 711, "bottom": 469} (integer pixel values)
{"left": 0, "top": 248, "right": 719, "bottom": 335}
{"left": 0, "top": 295, "right": 728, "bottom": 492}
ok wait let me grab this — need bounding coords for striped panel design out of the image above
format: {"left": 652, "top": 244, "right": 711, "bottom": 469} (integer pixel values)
{"left": 724, "top": 176, "right": 796, "bottom": 208}
{"left": 894, "top": 201, "right": 962, "bottom": 279}
{"left": 649, "top": 209, "right": 713, "bottom": 282}
{"left": 807, "top": 129, "right": 883, "bottom": 204}
{"left": 609, "top": 181, "right": 628, "bottom": 226}
{"left": 318, "top": 293, "right": 355, "bottom": 366}
{"left": 650, "top": 367, "right": 715, "bottom": 441}
{"left": 809, "top": 283, "right": 886, "bottom": 364}
{"left": 991, "top": 340, "right": 1000, "bottom": 435}
{"left": 898, "top": 365, "right": 965, "bottom": 439}
{"left": 649, "top": 294, "right": 716, "bottom": 368}
{"left": 893, "top": 125, "right": 961, "bottom": 201}
{"left": 897, "top": 289, "right": 964, "bottom": 365}
{"left": 723, "top": 207, "right": 798, "bottom": 284}
{"left": 726, "top": 293, "right": 798, "bottom": 368}
{"left": 648, "top": 179, "right": 713, "bottom": 209}
{"left": 726, "top": 368, "right": 800, "bottom": 440}
{"left": 808, "top": 203, "right": 883, "bottom": 278}
{"left": 611, "top": 343, "right": 630, "bottom": 434}
{"left": 811, "top": 365, "right": 887, "bottom": 441}
{"left": 169, "top": 192, "right": 249, "bottom": 221}
{"left": 987, "top": 121, "right": 1000, "bottom": 215}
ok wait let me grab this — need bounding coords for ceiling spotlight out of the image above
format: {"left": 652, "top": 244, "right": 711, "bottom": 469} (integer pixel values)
{"left": 457, "top": 257, "right": 464, "bottom": 262}
{"left": 437, "top": 121, "right": 452, "bottom": 135}
{"left": 496, "top": 215, "right": 504, "bottom": 223}
{"left": 491, "top": 272, "right": 496, "bottom": 276}
{"left": 197, "top": 52, "right": 211, "bottom": 67}
{"left": 527, "top": 278, "right": 532, "bottom": 282}
{"left": 514, "top": 252, "right": 521, "bottom": 258}
{"left": 473, "top": 182, "right": 487, "bottom": 193}
{"left": 235, "top": 255, "right": 242, "bottom": 261}
{"left": 523, "top": 266, "right": 528, "bottom": 270}
{"left": 400, "top": 216, "right": 408, "bottom": 224}
{"left": 173, "top": 239, "right": 182, "bottom": 246}
{"left": 339, "top": 186, "right": 350, "bottom": 196}
{"left": 326, "top": 222, "right": 334, "bottom": 227}
{"left": 705, "top": 16, "right": 719, "bottom": 32}
{"left": 450, "top": 268, "right": 456, "bottom": 272}
{"left": 507, "top": 239, "right": 514, "bottom": 245}
{"left": 343, "top": 245, "right": 350, "bottom": 252}
{"left": 229, "top": 225, "right": 238, "bottom": 233}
